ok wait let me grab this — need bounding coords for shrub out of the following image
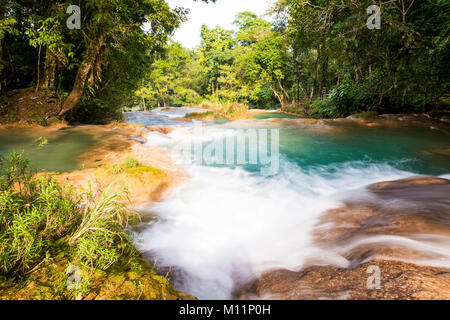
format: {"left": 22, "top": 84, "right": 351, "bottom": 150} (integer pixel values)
{"left": 198, "top": 101, "right": 248, "bottom": 120}
{"left": 354, "top": 111, "right": 380, "bottom": 119}
{"left": 183, "top": 111, "right": 217, "bottom": 121}
{"left": 0, "top": 153, "right": 80, "bottom": 274}
{"left": 310, "top": 97, "right": 337, "bottom": 118}
{"left": 0, "top": 153, "right": 138, "bottom": 275}
{"left": 123, "top": 157, "right": 140, "bottom": 169}
{"left": 310, "top": 80, "right": 379, "bottom": 118}
{"left": 70, "top": 183, "right": 137, "bottom": 270}
{"left": 67, "top": 99, "right": 124, "bottom": 125}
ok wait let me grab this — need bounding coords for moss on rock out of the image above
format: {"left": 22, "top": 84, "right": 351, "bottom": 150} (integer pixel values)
{"left": 0, "top": 241, "right": 196, "bottom": 300}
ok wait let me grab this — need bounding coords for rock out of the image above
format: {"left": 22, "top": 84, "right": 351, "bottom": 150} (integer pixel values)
{"left": 369, "top": 175, "right": 450, "bottom": 190}
{"left": 238, "top": 260, "right": 450, "bottom": 300}
{"left": 0, "top": 245, "right": 197, "bottom": 300}
{"left": 238, "top": 176, "right": 450, "bottom": 300}
{"left": 429, "top": 147, "right": 450, "bottom": 157}
{"left": 54, "top": 126, "right": 186, "bottom": 206}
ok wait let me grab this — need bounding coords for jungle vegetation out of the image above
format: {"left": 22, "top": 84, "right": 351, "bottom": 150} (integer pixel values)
{"left": 0, "top": 0, "right": 448, "bottom": 121}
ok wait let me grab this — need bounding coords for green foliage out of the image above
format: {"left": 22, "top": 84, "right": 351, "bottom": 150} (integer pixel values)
{"left": 2, "top": 1, "right": 448, "bottom": 119}
{"left": 67, "top": 99, "right": 124, "bottom": 125}
{"left": 0, "top": 152, "right": 31, "bottom": 192}
{"left": 0, "top": 0, "right": 189, "bottom": 120}
{"left": 134, "top": 13, "right": 280, "bottom": 110}
{"left": 310, "top": 80, "right": 377, "bottom": 118}
{"left": 354, "top": 111, "right": 380, "bottom": 120}
{"left": 198, "top": 101, "right": 249, "bottom": 119}
{"left": 133, "top": 41, "right": 195, "bottom": 109}
{"left": 123, "top": 157, "right": 140, "bottom": 169}
{"left": 70, "top": 183, "right": 136, "bottom": 271}
{"left": 138, "top": 2, "right": 448, "bottom": 116}
{"left": 185, "top": 111, "right": 214, "bottom": 118}
{"left": 0, "top": 154, "right": 79, "bottom": 274}
{"left": 0, "top": 153, "right": 138, "bottom": 276}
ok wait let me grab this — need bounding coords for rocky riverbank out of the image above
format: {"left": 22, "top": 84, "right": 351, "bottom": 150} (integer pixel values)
{"left": 0, "top": 123, "right": 194, "bottom": 300}
{"left": 237, "top": 176, "right": 450, "bottom": 300}
{"left": 52, "top": 124, "right": 186, "bottom": 206}
{"left": 264, "top": 113, "right": 450, "bottom": 135}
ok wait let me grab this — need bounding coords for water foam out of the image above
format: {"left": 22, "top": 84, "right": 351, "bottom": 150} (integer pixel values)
{"left": 135, "top": 125, "right": 415, "bottom": 299}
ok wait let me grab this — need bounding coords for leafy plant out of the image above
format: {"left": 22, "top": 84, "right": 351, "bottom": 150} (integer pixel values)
{"left": 123, "top": 157, "right": 140, "bottom": 169}
{"left": 70, "top": 183, "right": 137, "bottom": 270}
{"left": 0, "top": 154, "right": 80, "bottom": 274}
{"left": 0, "top": 153, "right": 139, "bottom": 276}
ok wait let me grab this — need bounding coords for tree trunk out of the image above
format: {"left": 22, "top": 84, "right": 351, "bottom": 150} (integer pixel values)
{"left": 319, "top": 55, "right": 328, "bottom": 98}
{"left": 35, "top": 45, "right": 42, "bottom": 93}
{"left": 59, "top": 32, "right": 105, "bottom": 116}
{"left": 0, "top": 38, "right": 3, "bottom": 94}
{"left": 270, "top": 84, "right": 284, "bottom": 108}
{"left": 311, "top": 45, "right": 320, "bottom": 101}
{"left": 41, "top": 50, "right": 57, "bottom": 90}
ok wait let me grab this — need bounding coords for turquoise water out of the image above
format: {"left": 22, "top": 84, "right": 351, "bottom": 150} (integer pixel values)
{"left": 128, "top": 109, "right": 450, "bottom": 176}
{"left": 191, "top": 122, "right": 450, "bottom": 177}
{"left": 278, "top": 124, "right": 450, "bottom": 176}
{"left": 0, "top": 127, "right": 101, "bottom": 172}
{"left": 131, "top": 110, "right": 450, "bottom": 299}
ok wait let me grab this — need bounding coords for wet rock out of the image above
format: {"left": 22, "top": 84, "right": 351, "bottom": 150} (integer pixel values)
{"left": 53, "top": 126, "right": 186, "bottom": 206}
{"left": 238, "top": 176, "right": 450, "bottom": 300}
{"left": 238, "top": 260, "right": 450, "bottom": 300}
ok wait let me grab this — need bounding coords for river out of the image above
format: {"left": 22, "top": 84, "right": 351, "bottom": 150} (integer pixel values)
{"left": 124, "top": 109, "right": 450, "bottom": 299}
{"left": 1, "top": 110, "right": 448, "bottom": 299}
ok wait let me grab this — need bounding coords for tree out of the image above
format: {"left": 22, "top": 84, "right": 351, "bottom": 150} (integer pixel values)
{"left": 134, "top": 41, "right": 196, "bottom": 109}
{"left": 0, "top": 1, "right": 17, "bottom": 94}
{"left": 198, "top": 25, "right": 235, "bottom": 97}
{"left": 58, "top": 0, "right": 183, "bottom": 116}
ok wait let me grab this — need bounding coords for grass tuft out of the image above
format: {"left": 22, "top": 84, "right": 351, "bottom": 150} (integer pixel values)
{"left": 0, "top": 153, "right": 139, "bottom": 275}
{"left": 123, "top": 157, "right": 140, "bottom": 169}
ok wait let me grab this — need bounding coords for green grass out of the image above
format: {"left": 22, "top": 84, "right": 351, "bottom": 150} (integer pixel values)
{"left": 185, "top": 111, "right": 214, "bottom": 118}
{"left": 103, "top": 160, "right": 164, "bottom": 177}
{"left": 0, "top": 152, "right": 138, "bottom": 276}
{"left": 124, "top": 166, "right": 164, "bottom": 175}
{"left": 123, "top": 157, "right": 140, "bottom": 169}
{"left": 183, "top": 111, "right": 221, "bottom": 121}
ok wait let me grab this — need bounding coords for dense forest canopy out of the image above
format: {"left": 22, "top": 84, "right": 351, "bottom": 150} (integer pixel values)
{"left": 0, "top": 0, "right": 448, "bottom": 123}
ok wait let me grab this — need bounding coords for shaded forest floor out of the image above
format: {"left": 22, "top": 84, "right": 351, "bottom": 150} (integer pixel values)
{"left": 0, "top": 88, "right": 65, "bottom": 126}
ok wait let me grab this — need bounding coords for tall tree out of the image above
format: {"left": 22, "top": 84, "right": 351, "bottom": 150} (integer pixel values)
{"left": 58, "top": 0, "right": 183, "bottom": 116}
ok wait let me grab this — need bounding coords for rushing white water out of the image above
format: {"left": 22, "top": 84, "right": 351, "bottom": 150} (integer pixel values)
{"left": 134, "top": 121, "right": 417, "bottom": 299}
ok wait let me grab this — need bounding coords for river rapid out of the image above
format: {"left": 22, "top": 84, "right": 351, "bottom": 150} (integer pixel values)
{"left": 125, "top": 109, "right": 450, "bottom": 299}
